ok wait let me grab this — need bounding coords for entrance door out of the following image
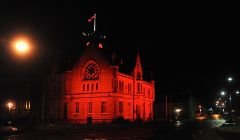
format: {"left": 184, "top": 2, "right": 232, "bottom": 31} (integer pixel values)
{"left": 63, "top": 102, "right": 67, "bottom": 120}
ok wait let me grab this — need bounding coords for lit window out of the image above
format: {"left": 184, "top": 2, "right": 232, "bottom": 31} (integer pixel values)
{"left": 87, "top": 84, "right": 89, "bottom": 91}
{"left": 101, "top": 101, "right": 107, "bottom": 113}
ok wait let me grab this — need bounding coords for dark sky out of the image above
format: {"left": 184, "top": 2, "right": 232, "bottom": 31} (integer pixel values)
{"left": 0, "top": 1, "right": 239, "bottom": 107}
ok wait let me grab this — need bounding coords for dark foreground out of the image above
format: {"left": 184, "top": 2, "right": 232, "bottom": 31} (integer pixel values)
{"left": 1, "top": 119, "right": 240, "bottom": 140}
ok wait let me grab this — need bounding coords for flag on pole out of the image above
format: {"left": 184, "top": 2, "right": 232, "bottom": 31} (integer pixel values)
{"left": 88, "top": 14, "right": 96, "bottom": 22}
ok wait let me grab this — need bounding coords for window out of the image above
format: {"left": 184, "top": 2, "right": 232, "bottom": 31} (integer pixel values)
{"left": 76, "top": 102, "right": 79, "bottom": 113}
{"left": 128, "top": 102, "right": 131, "bottom": 116}
{"left": 87, "top": 84, "right": 89, "bottom": 91}
{"left": 101, "top": 101, "right": 107, "bottom": 113}
{"left": 137, "top": 72, "right": 141, "bottom": 80}
{"left": 119, "top": 81, "right": 122, "bottom": 92}
{"left": 119, "top": 101, "right": 124, "bottom": 114}
{"left": 88, "top": 102, "right": 92, "bottom": 113}
{"left": 96, "top": 83, "right": 98, "bottom": 90}
{"left": 148, "top": 89, "right": 150, "bottom": 97}
{"left": 142, "top": 103, "right": 145, "bottom": 114}
{"left": 83, "top": 84, "right": 85, "bottom": 91}
{"left": 91, "top": 83, "right": 94, "bottom": 91}
{"left": 149, "top": 103, "right": 152, "bottom": 115}
{"left": 136, "top": 105, "right": 141, "bottom": 118}
{"left": 137, "top": 83, "right": 140, "bottom": 93}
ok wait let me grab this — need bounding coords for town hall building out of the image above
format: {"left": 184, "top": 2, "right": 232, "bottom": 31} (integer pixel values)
{"left": 45, "top": 31, "right": 155, "bottom": 124}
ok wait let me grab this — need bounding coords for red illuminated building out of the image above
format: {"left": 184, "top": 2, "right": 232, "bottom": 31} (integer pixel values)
{"left": 46, "top": 29, "right": 155, "bottom": 124}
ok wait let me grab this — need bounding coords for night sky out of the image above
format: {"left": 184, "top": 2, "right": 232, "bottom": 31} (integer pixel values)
{"left": 0, "top": 1, "right": 239, "bottom": 107}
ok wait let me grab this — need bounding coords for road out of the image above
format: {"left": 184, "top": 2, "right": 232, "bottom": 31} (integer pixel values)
{"left": 0, "top": 119, "right": 232, "bottom": 140}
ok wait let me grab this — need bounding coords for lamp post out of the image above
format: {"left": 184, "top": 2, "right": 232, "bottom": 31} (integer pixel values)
{"left": 2, "top": 36, "right": 32, "bottom": 122}
{"left": 220, "top": 76, "right": 239, "bottom": 116}
{"left": 7, "top": 102, "right": 13, "bottom": 122}
{"left": 227, "top": 77, "right": 233, "bottom": 115}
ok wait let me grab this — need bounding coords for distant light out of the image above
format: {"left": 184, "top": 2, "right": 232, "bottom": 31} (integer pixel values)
{"left": 212, "top": 114, "right": 221, "bottom": 120}
{"left": 86, "top": 42, "right": 90, "bottom": 46}
{"left": 175, "top": 108, "right": 181, "bottom": 113}
{"left": 99, "top": 43, "right": 103, "bottom": 48}
{"left": 198, "top": 105, "right": 202, "bottom": 112}
{"left": 228, "top": 77, "right": 233, "bottom": 82}
{"left": 7, "top": 102, "right": 13, "bottom": 110}
{"left": 25, "top": 101, "right": 31, "bottom": 110}
{"left": 236, "top": 91, "right": 239, "bottom": 94}
{"left": 221, "top": 91, "right": 225, "bottom": 96}
{"left": 82, "top": 32, "right": 86, "bottom": 36}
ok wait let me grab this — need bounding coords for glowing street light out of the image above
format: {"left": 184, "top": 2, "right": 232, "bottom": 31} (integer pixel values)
{"left": 236, "top": 90, "right": 239, "bottom": 94}
{"left": 15, "top": 40, "right": 29, "bottom": 53}
{"left": 198, "top": 105, "right": 202, "bottom": 113}
{"left": 7, "top": 102, "right": 13, "bottom": 112}
{"left": 12, "top": 38, "right": 31, "bottom": 56}
{"left": 221, "top": 91, "right": 226, "bottom": 96}
{"left": 228, "top": 77, "right": 233, "bottom": 82}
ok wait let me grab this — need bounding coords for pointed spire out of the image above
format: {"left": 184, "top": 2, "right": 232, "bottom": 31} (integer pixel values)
{"left": 134, "top": 49, "right": 143, "bottom": 80}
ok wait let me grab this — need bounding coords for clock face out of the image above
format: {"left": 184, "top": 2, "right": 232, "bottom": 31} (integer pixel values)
{"left": 84, "top": 63, "right": 99, "bottom": 80}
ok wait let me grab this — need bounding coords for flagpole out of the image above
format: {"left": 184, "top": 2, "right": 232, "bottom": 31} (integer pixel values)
{"left": 94, "top": 13, "right": 96, "bottom": 32}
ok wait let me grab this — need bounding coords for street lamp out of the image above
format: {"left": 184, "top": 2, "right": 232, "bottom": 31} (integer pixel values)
{"left": 228, "top": 77, "right": 233, "bottom": 82}
{"left": 15, "top": 40, "right": 29, "bottom": 54}
{"left": 236, "top": 90, "right": 239, "bottom": 94}
{"left": 7, "top": 102, "right": 13, "bottom": 112}
{"left": 7, "top": 102, "right": 14, "bottom": 122}
{"left": 11, "top": 37, "right": 31, "bottom": 56}
{"left": 227, "top": 76, "right": 233, "bottom": 115}
{"left": 1, "top": 36, "right": 32, "bottom": 58}
{"left": 221, "top": 91, "right": 226, "bottom": 96}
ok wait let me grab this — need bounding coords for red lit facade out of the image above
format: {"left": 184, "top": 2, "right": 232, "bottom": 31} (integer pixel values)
{"left": 46, "top": 45, "right": 155, "bottom": 124}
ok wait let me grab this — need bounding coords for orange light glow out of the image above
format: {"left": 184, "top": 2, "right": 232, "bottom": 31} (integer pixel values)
{"left": 11, "top": 35, "right": 33, "bottom": 57}
{"left": 212, "top": 114, "right": 221, "bottom": 120}
{"left": 15, "top": 40, "right": 29, "bottom": 53}
{"left": 7, "top": 102, "right": 13, "bottom": 110}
